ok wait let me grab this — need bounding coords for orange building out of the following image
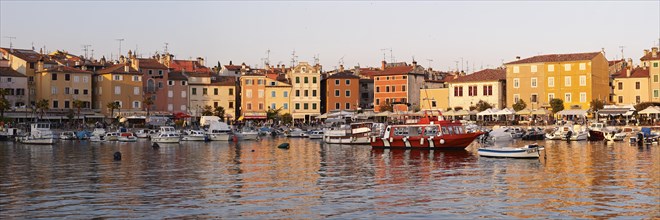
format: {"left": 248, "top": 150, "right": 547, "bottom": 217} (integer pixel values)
{"left": 373, "top": 61, "right": 426, "bottom": 112}
{"left": 322, "top": 71, "right": 360, "bottom": 113}
{"left": 241, "top": 73, "right": 267, "bottom": 120}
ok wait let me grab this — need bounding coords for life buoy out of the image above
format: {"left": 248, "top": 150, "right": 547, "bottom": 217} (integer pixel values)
{"left": 439, "top": 139, "right": 445, "bottom": 144}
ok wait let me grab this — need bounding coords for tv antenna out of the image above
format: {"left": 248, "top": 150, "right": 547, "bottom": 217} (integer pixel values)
{"left": 265, "top": 49, "right": 271, "bottom": 66}
{"left": 313, "top": 54, "right": 320, "bottom": 65}
{"left": 115, "top": 38, "right": 125, "bottom": 58}
{"left": 338, "top": 56, "right": 345, "bottom": 67}
{"left": 290, "top": 50, "right": 298, "bottom": 67}
{"left": 82, "top": 44, "right": 91, "bottom": 58}
{"left": 3, "top": 36, "right": 16, "bottom": 49}
{"left": 164, "top": 42, "right": 169, "bottom": 53}
{"left": 619, "top": 45, "right": 625, "bottom": 59}
{"left": 426, "top": 59, "right": 433, "bottom": 68}
{"left": 380, "top": 48, "right": 393, "bottom": 62}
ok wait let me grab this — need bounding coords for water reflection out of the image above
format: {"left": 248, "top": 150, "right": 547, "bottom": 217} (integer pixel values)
{"left": 0, "top": 139, "right": 658, "bottom": 219}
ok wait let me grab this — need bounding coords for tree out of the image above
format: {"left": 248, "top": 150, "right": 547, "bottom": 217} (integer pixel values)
{"left": 475, "top": 100, "right": 493, "bottom": 112}
{"left": 453, "top": 106, "right": 463, "bottom": 111}
{"left": 143, "top": 96, "right": 154, "bottom": 116}
{"left": 66, "top": 109, "right": 75, "bottom": 121}
{"left": 634, "top": 102, "right": 660, "bottom": 111}
{"left": 590, "top": 99, "right": 605, "bottom": 113}
{"left": 378, "top": 100, "right": 394, "bottom": 112}
{"left": 469, "top": 106, "right": 477, "bottom": 111}
{"left": 550, "top": 98, "right": 564, "bottom": 114}
{"left": 214, "top": 106, "right": 226, "bottom": 121}
{"left": 72, "top": 99, "right": 84, "bottom": 122}
{"left": 266, "top": 107, "right": 282, "bottom": 121}
{"left": 36, "top": 99, "right": 50, "bottom": 119}
{"left": 512, "top": 99, "right": 527, "bottom": 111}
{"left": 0, "top": 89, "right": 9, "bottom": 119}
{"left": 106, "top": 101, "right": 120, "bottom": 120}
{"left": 201, "top": 105, "right": 214, "bottom": 116}
{"left": 446, "top": 107, "right": 452, "bottom": 111}
{"left": 281, "top": 113, "right": 293, "bottom": 124}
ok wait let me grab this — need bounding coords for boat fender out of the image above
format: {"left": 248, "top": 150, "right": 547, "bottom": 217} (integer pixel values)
{"left": 113, "top": 152, "right": 122, "bottom": 161}
{"left": 389, "top": 137, "right": 393, "bottom": 143}
{"left": 439, "top": 139, "right": 445, "bottom": 144}
{"left": 403, "top": 136, "right": 408, "bottom": 142}
{"left": 420, "top": 138, "right": 424, "bottom": 145}
{"left": 152, "top": 143, "right": 160, "bottom": 149}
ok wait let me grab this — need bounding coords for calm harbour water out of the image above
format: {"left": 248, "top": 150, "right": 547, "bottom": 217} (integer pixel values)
{"left": 1, "top": 138, "right": 658, "bottom": 219}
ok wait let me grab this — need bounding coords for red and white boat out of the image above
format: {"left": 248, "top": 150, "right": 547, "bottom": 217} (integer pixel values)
{"left": 370, "top": 114, "right": 484, "bottom": 149}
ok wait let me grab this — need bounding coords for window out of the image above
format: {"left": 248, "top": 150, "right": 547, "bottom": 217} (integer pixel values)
{"left": 133, "top": 76, "right": 141, "bottom": 82}
{"left": 313, "top": 77, "right": 317, "bottom": 83}
{"left": 181, "top": 91, "right": 186, "bottom": 98}
{"left": 386, "top": 86, "right": 390, "bottom": 92}
{"left": 245, "top": 79, "right": 251, "bottom": 85}
{"left": 65, "top": 74, "right": 70, "bottom": 81}
{"left": 392, "top": 76, "right": 396, "bottom": 80}
{"left": 113, "top": 75, "right": 122, "bottom": 81}
{"left": 182, "top": 81, "right": 186, "bottom": 86}
{"left": 192, "top": 88, "right": 197, "bottom": 95}
{"left": 159, "top": 70, "right": 163, "bottom": 75}
{"left": 402, "top": 85, "right": 406, "bottom": 92}
{"left": 64, "top": 101, "right": 70, "bottom": 109}
{"left": 73, "top": 89, "right": 79, "bottom": 95}
{"left": 431, "top": 101, "right": 437, "bottom": 107}
{"left": 483, "top": 85, "right": 493, "bottom": 96}
{"left": 564, "top": 76, "right": 571, "bottom": 87}
{"left": 168, "top": 91, "right": 173, "bottom": 98}
{"left": 655, "top": 75, "right": 659, "bottom": 83}
{"left": 579, "top": 63, "right": 586, "bottom": 70}
{"left": 636, "top": 82, "right": 641, "bottom": 90}
{"left": 531, "top": 78, "right": 537, "bottom": 88}
{"left": 376, "top": 87, "right": 380, "bottom": 92}
{"left": 564, "top": 64, "right": 571, "bottom": 71}
{"left": 247, "top": 103, "right": 252, "bottom": 110}
{"left": 258, "top": 79, "right": 263, "bottom": 85}
{"left": 296, "top": 77, "right": 300, "bottom": 83}
{"left": 180, "top": 105, "right": 186, "bottom": 111}
{"left": 133, "top": 101, "right": 140, "bottom": 108}
{"left": 346, "top": 79, "right": 350, "bottom": 85}
{"left": 83, "top": 89, "right": 88, "bottom": 95}
{"left": 513, "top": 78, "right": 520, "bottom": 88}
{"left": 548, "top": 93, "right": 555, "bottom": 102}
{"left": 618, "top": 96, "right": 623, "bottom": 103}
{"left": 158, "top": 82, "right": 163, "bottom": 88}
{"left": 283, "top": 103, "right": 288, "bottom": 109}
{"left": 246, "top": 90, "right": 252, "bottom": 98}
{"left": 636, "top": 96, "right": 641, "bottom": 104}
{"left": 304, "top": 90, "right": 308, "bottom": 97}
{"left": 304, "top": 103, "right": 309, "bottom": 110}
{"left": 271, "top": 103, "right": 276, "bottom": 110}
{"left": 271, "top": 91, "right": 276, "bottom": 97}
{"left": 618, "top": 82, "right": 623, "bottom": 90}
{"left": 53, "top": 100, "right": 59, "bottom": 108}
{"left": 229, "top": 102, "right": 234, "bottom": 109}
{"left": 403, "top": 76, "right": 407, "bottom": 79}
{"left": 579, "top": 75, "right": 586, "bottom": 86}
{"left": 283, "top": 91, "right": 288, "bottom": 97}
{"left": 654, "top": 62, "right": 659, "bottom": 67}
{"left": 214, "top": 88, "right": 219, "bottom": 95}
{"left": 531, "top": 94, "right": 538, "bottom": 103}
{"left": 295, "top": 103, "right": 300, "bottom": 110}
{"left": 580, "top": 92, "right": 586, "bottom": 103}
{"left": 468, "top": 86, "right": 477, "bottom": 96}
{"left": 335, "top": 79, "right": 340, "bottom": 85}
{"left": 531, "top": 65, "right": 537, "bottom": 73}
{"left": 65, "top": 87, "right": 70, "bottom": 95}
{"left": 73, "top": 76, "right": 79, "bottom": 82}
{"left": 296, "top": 90, "right": 300, "bottom": 97}
{"left": 655, "top": 90, "right": 659, "bottom": 98}
{"left": 391, "top": 86, "right": 396, "bottom": 92}
{"left": 258, "top": 90, "right": 264, "bottom": 98}
{"left": 565, "top": 93, "right": 572, "bottom": 103}
{"left": 453, "top": 86, "right": 463, "bottom": 97}
{"left": 513, "top": 94, "right": 520, "bottom": 104}
{"left": 513, "top": 66, "right": 520, "bottom": 73}
{"left": 202, "top": 88, "right": 208, "bottom": 95}
{"left": 51, "top": 86, "right": 57, "bottom": 95}
{"left": 312, "top": 103, "right": 317, "bottom": 109}
{"left": 345, "top": 90, "right": 351, "bottom": 97}
{"left": 312, "top": 90, "right": 317, "bottom": 97}
{"left": 168, "top": 80, "right": 174, "bottom": 86}
{"left": 148, "top": 70, "right": 153, "bottom": 75}
{"left": 345, "top": 103, "right": 350, "bottom": 109}
{"left": 52, "top": 74, "right": 57, "bottom": 80}
{"left": 83, "top": 76, "right": 88, "bottom": 83}
{"left": 114, "top": 86, "right": 121, "bottom": 95}
{"left": 335, "top": 89, "right": 340, "bottom": 97}
{"left": 335, "top": 103, "right": 340, "bottom": 110}
{"left": 547, "top": 65, "right": 554, "bottom": 72}
{"left": 376, "top": 99, "right": 380, "bottom": 105}
{"left": 259, "top": 103, "right": 264, "bottom": 110}
{"left": 229, "top": 88, "right": 234, "bottom": 96}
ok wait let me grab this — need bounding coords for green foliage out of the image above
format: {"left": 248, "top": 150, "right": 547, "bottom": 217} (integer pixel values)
{"left": 201, "top": 105, "right": 214, "bottom": 116}
{"left": 266, "top": 107, "right": 282, "bottom": 121}
{"left": 0, "top": 97, "right": 9, "bottom": 118}
{"left": 550, "top": 99, "right": 564, "bottom": 113}
{"left": 379, "top": 100, "right": 394, "bottom": 112}
{"left": 214, "top": 106, "right": 226, "bottom": 121}
{"left": 453, "top": 106, "right": 463, "bottom": 111}
{"left": 143, "top": 96, "right": 154, "bottom": 116}
{"left": 66, "top": 109, "right": 75, "bottom": 120}
{"left": 281, "top": 113, "right": 293, "bottom": 124}
{"left": 37, "top": 99, "right": 50, "bottom": 119}
{"left": 475, "top": 100, "right": 493, "bottom": 112}
{"left": 589, "top": 99, "right": 605, "bottom": 113}
{"left": 512, "top": 99, "right": 527, "bottom": 111}
{"left": 634, "top": 102, "right": 660, "bottom": 111}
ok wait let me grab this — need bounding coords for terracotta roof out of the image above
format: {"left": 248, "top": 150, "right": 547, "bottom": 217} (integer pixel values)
{"left": 357, "top": 68, "right": 382, "bottom": 79}
{"left": 612, "top": 67, "right": 650, "bottom": 79}
{"left": 224, "top": 65, "right": 242, "bottom": 71}
{"left": 98, "top": 64, "right": 140, "bottom": 74}
{"left": 210, "top": 76, "right": 237, "bottom": 86}
{"left": 243, "top": 73, "right": 265, "bottom": 77}
{"left": 168, "top": 71, "right": 188, "bottom": 81}
{"left": 137, "top": 58, "right": 168, "bottom": 69}
{"left": 39, "top": 65, "right": 92, "bottom": 74}
{"left": 327, "top": 71, "right": 360, "bottom": 79}
{"left": 372, "top": 65, "right": 416, "bottom": 76}
{"left": 0, "top": 47, "right": 43, "bottom": 62}
{"left": 608, "top": 59, "right": 625, "bottom": 66}
{"left": 640, "top": 49, "right": 660, "bottom": 61}
{"left": 450, "top": 68, "right": 506, "bottom": 83}
{"left": 0, "top": 67, "right": 26, "bottom": 77}
{"left": 505, "top": 52, "right": 601, "bottom": 65}
{"left": 169, "top": 59, "right": 211, "bottom": 73}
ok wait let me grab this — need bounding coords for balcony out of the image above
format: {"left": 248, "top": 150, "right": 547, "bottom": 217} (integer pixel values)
{"left": 143, "top": 86, "right": 159, "bottom": 94}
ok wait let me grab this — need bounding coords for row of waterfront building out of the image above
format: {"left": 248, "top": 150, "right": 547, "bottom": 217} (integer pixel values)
{"left": 0, "top": 46, "right": 658, "bottom": 122}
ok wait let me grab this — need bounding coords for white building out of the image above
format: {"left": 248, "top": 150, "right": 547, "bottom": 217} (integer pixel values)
{"left": 448, "top": 68, "right": 507, "bottom": 109}
{"left": 0, "top": 58, "right": 28, "bottom": 108}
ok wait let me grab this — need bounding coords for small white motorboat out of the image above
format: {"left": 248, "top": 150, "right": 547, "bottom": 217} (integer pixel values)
{"left": 135, "top": 129, "right": 157, "bottom": 138}
{"left": 118, "top": 132, "right": 138, "bottom": 142}
{"left": 181, "top": 130, "right": 207, "bottom": 141}
{"left": 151, "top": 126, "right": 181, "bottom": 143}
{"left": 18, "top": 123, "right": 56, "bottom": 145}
{"left": 104, "top": 132, "right": 120, "bottom": 141}
{"left": 487, "top": 128, "right": 513, "bottom": 142}
{"left": 287, "top": 128, "right": 307, "bottom": 137}
{"left": 59, "top": 131, "right": 77, "bottom": 140}
{"left": 235, "top": 128, "right": 259, "bottom": 140}
{"left": 478, "top": 143, "right": 544, "bottom": 158}
{"left": 207, "top": 122, "right": 233, "bottom": 141}
{"left": 308, "top": 130, "right": 324, "bottom": 139}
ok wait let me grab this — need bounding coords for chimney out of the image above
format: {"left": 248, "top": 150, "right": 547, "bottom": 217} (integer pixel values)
{"left": 339, "top": 65, "right": 344, "bottom": 72}
{"left": 196, "top": 57, "right": 204, "bottom": 66}
{"left": 229, "top": 60, "right": 233, "bottom": 65}
{"left": 412, "top": 60, "right": 417, "bottom": 66}
{"left": 0, "top": 58, "right": 9, "bottom": 67}
{"left": 652, "top": 47, "right": 658, "bottom": 58}
{"left": 381, "top": 60, "right": 387, "bottom": 70}
{"left": 627, "top": 58, "right": 633, "bottom": 68}
{"left": 120, "top": 55, "right": 126, "bottom": 64}
{"left": 124, "top": 64, "right": 129, "bottom": 72}
{"left": 626, "top": 67, "right": 631, "bottom": 77}
{"left": 516, "top": 56, "right": 521, "bottom": 60}
{"left": 644, "top": 49, "right": 649, "bottom": 56}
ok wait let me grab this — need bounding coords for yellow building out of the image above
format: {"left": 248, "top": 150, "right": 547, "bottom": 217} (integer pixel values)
{"left": 612, "top": 67, "right": 650, "bottom": 105}
{"left": 36, "top": 65, "right": 93, "bottom": 110}
{"left": 505, "top": 52, "right": 609, "bottom": 110}
{"left": 419, "top": 88, "right": 449, "bottom": 111}
{"left": 265, "top": 76, "right": 292, "bottom": 115}
{"left": 288, "top": 62, "right": 321, "bottom": 121}
{"left": 0, "top": 47, "right": 43, "bottom": 105}
{"left": 188, "top": 74, "right": 237, "bottom": 119}
{"left": 640, "top": 47, "right": 660, "bottom": 101}
{"left": 93, "top": 63, "right": 142, "bottom": 117}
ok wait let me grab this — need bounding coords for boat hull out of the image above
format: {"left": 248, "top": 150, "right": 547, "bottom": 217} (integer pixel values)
{"left": 19, "top": 138, "right": 56, "bottom": 145}
{"left": 208, "top": 133, "right": 231, "bottom": 141}
{"left": 478, "top": 147, "right": 541, "bottom": 158}
{"left": 151, "top": 137, "right": 180, "bottom": 143}
{"left": 308, "top": 134, "right": 324, "bottom": 139}
{"left": 370, "top": 132, "right": 483, "bottom": 149}
{"left": 182, "top": 135, "right": 207, "bottom": 141}
{"left": 324, "top": 136, "right": 371, "bottom": 145}
{"left": 236, "top": 132, "right": 259, "bottom": 140}
{"left": 118, "top": 137, "right": 138, "bottom": 142}
{"left": 588, "top": 130, "right": 605, "bottom": 141}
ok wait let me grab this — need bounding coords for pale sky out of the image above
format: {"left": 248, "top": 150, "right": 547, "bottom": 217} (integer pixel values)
{"left": 1, "top": 1, "right": 659, "bottom": 72}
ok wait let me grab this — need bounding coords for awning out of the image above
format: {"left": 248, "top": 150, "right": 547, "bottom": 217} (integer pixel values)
{"left": 477, "top": 108, "right": 496, "bottom": 116}
{"left": 557, "top": 109, "right": 588, "bottom": 116}
{"left": 515, "top": 109, "right": 533, "bottom": 115}
{"left": 375, "top": 111, "right": 392, "bottom": 117}
{"left": 531, "top": 108, "right": 552, "bottom": 115}
{"left": 639, "top": 106, "right": 660, "bottom": 115}
{"left": 597, "top": 108, "right": 635, "bottom": 116}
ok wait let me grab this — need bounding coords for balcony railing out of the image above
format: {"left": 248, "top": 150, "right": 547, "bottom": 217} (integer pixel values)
{"left": 143, "top": 86, "right": 159, "bottom": 94}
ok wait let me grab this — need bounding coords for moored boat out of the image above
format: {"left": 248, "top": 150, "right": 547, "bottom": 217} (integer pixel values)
{"left": 18, "top": 123, "right": 56, "bottom": 145}
{"left": 370, "top": 115, "right": 484, "bottom": 149}
{"left": 207, "top": 122, "right": 233, "bottom": 141}
{"left": 235, "top": 128, "right": 259, "bottom": 140}
{"left": 151, "top": 126, "right": 181, "bottom": 143}
{"left": 324, "top": 122, "right": 373, "bottom": 144}
{"left": 308, "top": 130, "right": 324, "bottom": 139}
{"left": 118, "top": 132, "right": 138, "bottom": 142}
{"left": 478, "top": 143, "right": 544, "bottom": 158}
{"left": 287, "top": 128, "right": 307, "bottom": 138}
{"left": 181, "top": 130, "right": 207, "bottom": 141}
{"left": 59, "top": 131, "right": 77, "bottom": 140}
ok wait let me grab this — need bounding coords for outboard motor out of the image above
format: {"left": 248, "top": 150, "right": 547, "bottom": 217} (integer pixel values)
{"left": 565, "top": 130, "right": 573, "bottom": 141}
{"left": 637, "top": 132, "right": 644, "bottom": 146}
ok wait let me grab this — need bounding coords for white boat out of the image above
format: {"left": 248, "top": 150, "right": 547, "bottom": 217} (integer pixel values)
{"left": 287, "top": 128, "right": 308, "bottom": 137}
{"left": 18, "top": 123, "right": 56, "bottom": 145}
{"left": 486, "top": 127, "right": 514, "bottom": 142}
{"left": 561, "top": 125, "right": 588, "bottom": 141}
{"left": 207, "top": 122, "right": 233, "bottom": 141}
{"left": 181, "top": 130, "right": 207, "bottom": 141}
{"left": 117, "top": 132, "right": 138, "bottom": 142}
{"left": 235, "top": 128, "right": 259, "bottom": 140}
{"left": 151, "top": 126, "right": 181, "bottom": 143}
{"left": 508, "top": 127, "right": 525, "bottom": 139}
{"left": 135, "top": 129, "right": 157, "bottom": 138}
{"left": 308, "top": 130, "right": 324, "bottom": 139}
{"left": 59, "top": 131, "right": 77, "bottom": 140}
{"left": 545, "top": 127, "right": 563, "bottom": 140}
{"left": 104, "top": 132, "right": 120, "bottom": 141}
{"left": 478, "top": 143, "right": 544, "bottom": 158}
{"left": 323, "top": 122, "right": 373, "bottom": 144}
